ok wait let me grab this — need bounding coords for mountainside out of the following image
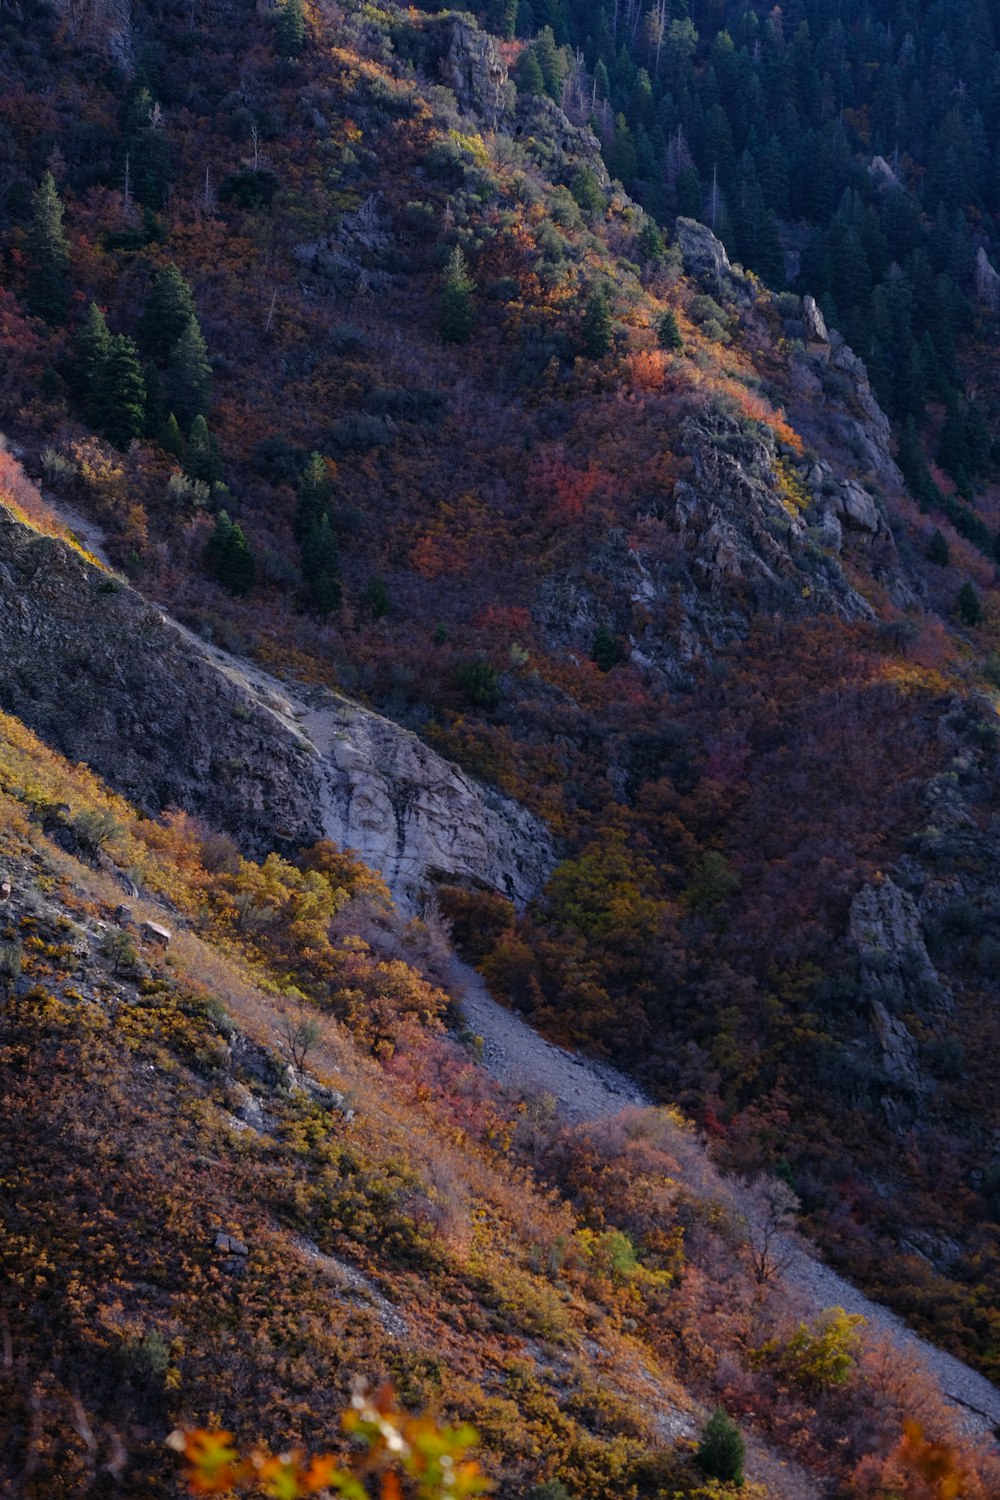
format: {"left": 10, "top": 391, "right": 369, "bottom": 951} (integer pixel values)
{"left": 3, "top": 0, "right": 1000, "bottom": 1491}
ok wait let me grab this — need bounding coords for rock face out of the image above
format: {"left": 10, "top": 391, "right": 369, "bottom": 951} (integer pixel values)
{"left": 438, "top": 17, "right": 512, "bottom": 127}
{"left": 975, "top": 246, "right": 1000, "bottom": 313}
{"left": 0, "top": 507, "right": 554, "bottom": 908}
{"left": 536, "top": 408, "right": 876, "bottom": 682}
{"left": 674, "top": 217, "right": 756, "bottom": 306}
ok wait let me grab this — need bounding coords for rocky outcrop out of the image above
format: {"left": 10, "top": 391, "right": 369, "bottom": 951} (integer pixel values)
{"left": 534, "top": 409, "right": 876, "bottom": 682}
{"left": 0, "top": 507, "right": 554, "bottom": 908}
{"left": 438, "top": 17, "right": 511, "bottom": 128}
{"left": 513, "top": 92, "right": 610, "bottom": 186}
{"left": 850, "top": 878, "right": 953, "bottom": 1018}
{"left": 674, "top": 218, "right": 756, "bottom": 307}
{"left": 975, "top": 246, "right": 1000, "bottom": 313}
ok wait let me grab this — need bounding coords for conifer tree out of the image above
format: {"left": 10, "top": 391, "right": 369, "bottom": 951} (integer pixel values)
{"left": 927, "top": 528, "right": 950, "bottom": 566}
{"left": 657, "top": 309, "right": 683, "bottom": 350}
{"left": 94, "top": 334, "right": 147, "bottom": 449}
{"left": 515, "top": 47, "right": 546, "bottom": 97}
{"left": 439, "top": 247, "right": 475, "bottom": 345}
{"left": 166, "top": 317, "right": 211, "bottom": 424}
{"left": 958, "top": 581, "right": 983, "bottom": 626}
{"left": 204, "top": 511, "right": 254, "bottom": 595}
{"left": 696, "top": 1408, "right": 745, "bottom": 1487}
{"left": 533, "top": 26, "right": 564, "bottom": 101}
{"left": 637, "top": 216, "right": 665, "bottom": 263}
{"left": 138, "top": 264, "right": 199, "bottom": 360}
{"left": 295, "top": 451, "right": 332, "bottom": 541}
{"left": 582, "top": 287, "right": 612, "bottom": 357}
{"left": 275, "top": 0, "right": 306, "bottom": 58}
{"left": 69, "top": 303, "right": 112, "bottom": 419}
{"left": 158, "top": 412, "right": 184, "bottom": 456}
{"left": 184, "top": 415, "right": 223, "bottom": 485}
{"left": 26, "top": 172, "right": 70, "bottom": 325}
{"left": 301, "top": 514, "right": 341, "bottom": 615}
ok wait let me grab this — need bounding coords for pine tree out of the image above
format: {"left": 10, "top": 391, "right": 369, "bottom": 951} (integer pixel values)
{"left": 958, "top": 581, "right": 983, "bottom": 626}
{"left": 68, "top": 303, "right": 112, "bottom": 419}
{"left": 94, "top": 334, "right": 147, "bottom": 449}
{"left": 927, "top": 528, "right": 951, "bottom": 566}
{"left": 515, "top": 47, "right": 546, "bottom": 97}
{"left": 300, "top": 514, "right": 341, "bottom": 616}
{"left": 439, "top": 247, "right": 475, "bottom": 345}
{"left": 205, "top": 511, "right": 254, "bottom": 595}
{"left": 637, "top": 216, "right": 665, "bottom": 263}
{"left": 275, "top": 0, "right": 306, "bottom": 58}
{"left": 295, "top": 451, "right": 332, "bottom": 541}
{"left": 158, "top": 412, "right": 184, "bottom": 456}
{"left": 184, "top": 415, "right": 223, "bottom": 485}
{"left": 696, "top": 1408, "right": 745, "bottom": 1487}
{"left": 533, "top": 26, "right": 565, "bottom": 101}
{"left": 657, "top": 309, "right": 683, "bottom": 350}
{"left": 581, "top": 287, "right": 612, "bottom": 357}
{"left": 571, "top": 167, "right": 605, "bottom": 217}
{"left": 138, "top": 264, "right": 199, "bottom": 361}
{"left": 26, "top": 172, "right": 70, "bottom": 325}
{"left": 166, "top": 317, "right": 211, "bottom": 424}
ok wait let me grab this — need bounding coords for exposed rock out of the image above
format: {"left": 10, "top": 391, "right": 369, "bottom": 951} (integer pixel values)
{"left": 513, "top": 93, "right": 609, "bottom": 187}
{"left": 849, "top": 877, "right": 953, "bottom": 1030}
{"left": 215, "top": 1232, "right": 248, "bottom": 1255}
{"left": 835, "top": 479, "right": 882, "bottom": 533}
{"left": 801, "top": 295, "right": 828, "bottom": 344}
{"left": 534, "top": 410, "right": 875, "bottom": 683}
{"left": 868, "top": 154, "right": 899, "bottom": 193}
{"left": 674, "top": 218, "right": 756, "bottom": 307}
{"left": 139, "top": 919, "right": 171, "bottom": 948}
{"left": 975, "top": 246, "right": 1000, "bottom": 313}
{"left": 870, "top": 999, "right": 921, "bottom": 1088}
{"left": 0, "top": 507, "right": 554, "bottom": 909}
{"left": 438, "top": 17, "right": 511, "bottom": 128}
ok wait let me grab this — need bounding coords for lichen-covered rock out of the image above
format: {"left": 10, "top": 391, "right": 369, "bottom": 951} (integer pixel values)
{"left": 513, "top": 92, "right": 610, "bottom": 186}
{"left": 0, "top": 507, "right": 554, "bottom": 908}
{"left": 801, "top": 295, "right": 828, "bottom": 344}
{"left": 975, "top": 246, "right": 1000, "bottom": 313}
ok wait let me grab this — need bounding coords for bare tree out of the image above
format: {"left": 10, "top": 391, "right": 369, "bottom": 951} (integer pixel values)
{"left": 740, "top": 1172, "right": 800, "bottom": 1286}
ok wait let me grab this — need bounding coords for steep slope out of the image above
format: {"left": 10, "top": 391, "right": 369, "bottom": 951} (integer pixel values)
{"left": 0, "top": 501, "right": 553, "bottom": 906}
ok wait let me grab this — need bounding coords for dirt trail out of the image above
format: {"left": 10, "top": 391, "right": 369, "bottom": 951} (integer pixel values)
{"left": 453, "top": 960, "right": 1000, "bottom": 1438}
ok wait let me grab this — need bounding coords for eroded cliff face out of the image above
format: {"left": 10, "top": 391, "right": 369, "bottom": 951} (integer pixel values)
{"left": 0, "top": 508, "right": 554, "bottom": 906}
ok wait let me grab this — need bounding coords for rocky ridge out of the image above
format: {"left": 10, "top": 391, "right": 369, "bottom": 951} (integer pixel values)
{"left": 0, "top": 505, "right": 554, "bottom": 907}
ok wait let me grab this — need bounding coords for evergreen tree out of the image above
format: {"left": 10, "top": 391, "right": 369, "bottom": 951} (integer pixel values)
{"left": 657, "top": 309, "right": 683, "bottom": 350}
{"left": 515, "top": 47, "right": 546, "bottom": 97}
{"left": 301, "top": 514, "right": 341, "bottom": 615}
{"left": 927, "top": 528, "right": 951, "bottom": 566}
{"left": 184, "top": 415, "right": 223, "bottom": 485}
{"left": 439, "top": 247, "right": 475, "bottom": 345}
{"left": 138, "top": 265, "right": 199, "bottom": 361}
{"left": 26, "top": 172, "right": 70, "bottom": 325}
{"left": 637, "top": 216, "right": 665, "bottom": 264}
{"left": 591, "top": 624, "right": 622, "bottom": 671}
{"left": 937, "top": 394, "right": 967, "bottom": 482}
{"left": 571, "top": 167, "right": 605, "bottom": 217}
{"left": 158, "top": 412, "right": 184, "bottom": 456}
{"left": 94, "top": 334, "right": 147, "bottom": 449}
{"left": 166, "top": 316, "right": 211, "bottom": 424}
{"left": 275, "top": 0, "right": 306, "bottom": 58}
{"left": 581, "top": 287, "right": 612, "bottom": 357}
{"left": 295, "top": 451, "right": 332, "bottom": 541}
{"left": 204, "top": 511, "right": 254, "bottom": 595}
{"left": 696, "top": 1408, "right": 745, "bottom": 1487}
{"left": 958, "top": 581, "right": 984, "bottom": 626}
{"left": 68, "top": 303, "right": 112, "bottom": 419}
{"left": 533, "top": 26, "right": 565, "bottom": 101}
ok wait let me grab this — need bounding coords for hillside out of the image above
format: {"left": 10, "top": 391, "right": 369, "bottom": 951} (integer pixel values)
{"left": 2, "top": 0, "right": 1000, "bottom": 1490}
